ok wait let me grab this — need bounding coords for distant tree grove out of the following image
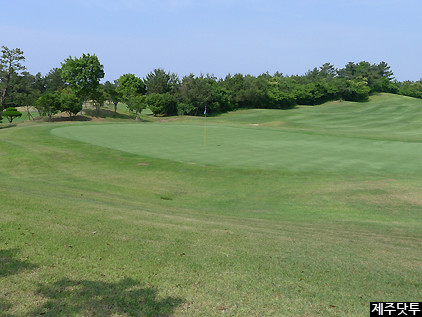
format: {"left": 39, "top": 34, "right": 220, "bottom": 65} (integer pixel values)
{"left": 1, "top": 45, "right": 422, "bottom": 122}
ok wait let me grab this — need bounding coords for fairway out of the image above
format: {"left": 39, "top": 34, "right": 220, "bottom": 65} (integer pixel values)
{"left": 1, "top": 94, "right": 422, "bottom": 316}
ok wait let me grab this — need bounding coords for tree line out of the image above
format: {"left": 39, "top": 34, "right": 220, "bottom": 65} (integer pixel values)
{"left": 1, "top": 45, "right": 422, "bottom": 123}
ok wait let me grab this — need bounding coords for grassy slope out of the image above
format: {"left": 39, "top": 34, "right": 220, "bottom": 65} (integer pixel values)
{"left": 0, "top": 93, "right": 421, "bottom": 316}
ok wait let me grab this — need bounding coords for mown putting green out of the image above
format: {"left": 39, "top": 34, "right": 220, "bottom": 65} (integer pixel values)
{"left": 1, "top": 93, "right": 421, "bottom": 316}
{"left": 52, "top": 122, "right": 422, "bottom": 174}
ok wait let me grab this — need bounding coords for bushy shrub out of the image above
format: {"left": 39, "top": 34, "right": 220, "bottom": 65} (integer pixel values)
{"left": 2, "top": 107, "right": 22, "bottom": 123}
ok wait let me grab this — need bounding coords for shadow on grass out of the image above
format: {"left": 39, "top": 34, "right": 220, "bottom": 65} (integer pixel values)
{"left": 49, "top": 115, "right": 92, "bottom": 122}
{"left": 0, "top": 249, "right": 38, "bottom": 317}
{"left": 84, "top": 108, "right": 134, "bottom": 120}
{"left": 31, "top": 278, "right": 184, "bottom": 316}
{"left": 0, "top": 298, "right": 13, "bottom": 317}
{"left": 0, "top": 123, "right": 17, "bottom": 129}
{"left": 0, "top": 249, "right": 38, "bottom": 277}
{"left": 33, "top": 115, "right": 93, "bottom": 122}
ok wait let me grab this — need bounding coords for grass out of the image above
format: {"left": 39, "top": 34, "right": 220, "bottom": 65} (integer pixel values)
{"left": 51, "top": 121, "right": 422, "bottom": 174}
{"left": 0, "top": 93, "right": 421, "bottom": 316}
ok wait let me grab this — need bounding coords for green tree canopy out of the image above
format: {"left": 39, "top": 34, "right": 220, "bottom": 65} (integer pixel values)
{"left": 340, "top": 76, "right": 371, "bottom": 102}
{"left": 117, "top": 74, "right": 145, "bottom": 98}
{"left": 35, "top": 93, "right": 60, "bottom": 121}
{"left": 144, "top": 68, "right": 179, "bottom": 94}
{"left": 2, "top": 107, "right": 22, "bottom": 123}
{"left": 146, "top": 93, "right": 177, "bottom": 116}
{"left": 44, "top": 68, "right": 66, "bottom": 94}
{"left": 128, "top": 94, "right": 147, "bottom": 121}
{"left": 103, "top": 81, "right": 122, "bottom": 113}
{"left": 179, "top": 74, "right": 217, "bottom": 115}
{"left": 8, "top": 72, "right": 42, "bottom": 108}
{"left": 58, "top": 89, "right": 82, "bottom": 118}
{"left": 398, "top": 81, "right": 422, "bottom": 99}
{"left": 116, "top": 74, "right": 145, "bottom": 112}
{"left": 0, "top": 46, "right": 26, "bottom": 111}
{"left": 91, "top": 87, "right": 106, "bottom": 115}
{"left": 61, "top": 53, "right": 104, "bottom": 102}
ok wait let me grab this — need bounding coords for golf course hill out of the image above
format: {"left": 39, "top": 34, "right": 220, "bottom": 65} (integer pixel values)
{"left": 50, "top": 93, "right": 422, "bottom": 174}
{"left": 0, "top": 92, "right": 421, "bottom": 316}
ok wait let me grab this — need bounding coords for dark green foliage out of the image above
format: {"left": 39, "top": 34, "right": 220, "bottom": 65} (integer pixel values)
{"left": 179, "top": 74, "right": 232, "bottom": 115}
{"left": 223, "top": 74, "right": 266, "bottom": 109}
{"left": 339, "top": 77, "right": 371, "bottom": 102}
{"left": 146, "top": 93, "right": 177, "bottom": 116}
{"left": 176, "top": 102, "right": 195, "bottom": 115}
{"left": 144, "top": 68, "right": 179, "bottom": 94}
{"left": 0, "top": 46, "right": 26, "bottom": 111}
{"left": 294, "top": 83, "right": 315, "bottom": 105}
{"left": 319, "top": 62, "right": 337, "bottom": 78}
{"left": 58, "top": 89, "right": 82, "bottom": 117}
{"left": 44, "top": 68, "right": 65, "bottom": 94}
{"left": 32, "top": 89, "right": 82, "bottom": 120}
{"left": 103, "top": 81, "right": 122, "bottom": 112}
{"left": 35, "top": 93, "right": 60, "bottom": 121}
{"left": 179, "top": 74, "right": 211, "bottom": 115}
{"left": 7, "top": 72, "right": 42, "bottom": 108}
{"left": 1, "top": 55, "right": 413, "bottom": 121}
{"left": 2, "top": 107, "right": 22, "bottom": 123}
{"left": 266, "top": 77, "right": 296, "bottom": 109}
{"left": 61, "top": 53, "right": 104, "bottom": 102}
{"left": 398, "top": 81, "right": 422, "bottom": 99}
{"left": 117, "top": 74, "right": 145, "bottom": 98}
{"left": 116, "top": 74, "right": 145, "bottom": 113}
{"left": 91, "top": 87, "right": 106, "bottom": 115}
{"left": 128, "top": 94, "right": 147, "bottom": 120}
{"left": 337, "top": 61, "right": 397, "bottom": 94}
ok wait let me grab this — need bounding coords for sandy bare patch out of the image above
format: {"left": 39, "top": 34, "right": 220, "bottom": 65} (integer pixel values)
{"left": 391, "top": 192, "right": 422, "bottom": 206}
{"left": 248, "top": 123, "right": 260, "bottom": 126}
{"left": 315, "top": 179, "right": 422, "bottom": 207}
{"left": 157, "top": 116, "right": 192, "bottom": 122}
{"left": 137, "top": 162, "right": 149, "bottom": 166}
{"left": 89, "top": 117, "right": 107, "bottom": 121}
{"left": 316, "top": 179, "right": 397, "bottom": 194}
{"left": 263, "top": 121, "right": 286, "bottom": 127}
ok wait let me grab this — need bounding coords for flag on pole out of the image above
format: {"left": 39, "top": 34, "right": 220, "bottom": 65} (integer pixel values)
{"left": 204, "top": 106, "right": 207, "bottom": 146}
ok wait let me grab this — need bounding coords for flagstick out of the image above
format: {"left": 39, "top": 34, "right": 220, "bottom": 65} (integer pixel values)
{"left": 204, "top": 111, "right": 207, "bottom": 146}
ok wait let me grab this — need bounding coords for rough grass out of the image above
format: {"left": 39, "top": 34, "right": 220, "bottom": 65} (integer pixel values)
{"left": 0, "top": 93, "right": 421, "bottom": 316}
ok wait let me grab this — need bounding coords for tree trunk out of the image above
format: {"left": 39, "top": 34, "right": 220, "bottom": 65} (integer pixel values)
{"left": 26, "top": 105, "right": 33, "bottom": 120}
{"left": 1, "top": 85, "right": 8, "bottom": 114}
{"left": 1, "top": 61, "right": 13, "bottom": 110}
{"left": 1, "top": 88, "right": 7, "bottom": 109}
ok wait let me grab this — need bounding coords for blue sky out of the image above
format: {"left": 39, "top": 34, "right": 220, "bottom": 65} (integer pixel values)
{"left": 1, "top": 0, "right": 421, "bottom": 82}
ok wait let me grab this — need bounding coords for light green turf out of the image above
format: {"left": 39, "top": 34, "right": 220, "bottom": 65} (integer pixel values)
{"left": 1, "top": 93, "right": 421, "bottom": 316}
{"left": 52, "top": 93, "right": 422, "bottom": 175}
